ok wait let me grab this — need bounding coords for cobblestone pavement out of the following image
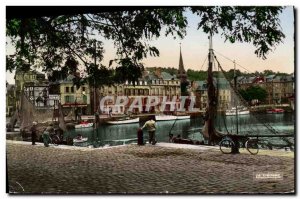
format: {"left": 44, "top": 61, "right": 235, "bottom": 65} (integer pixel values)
{"left": 6, "top": 141, "right": 294, "bottom": 194}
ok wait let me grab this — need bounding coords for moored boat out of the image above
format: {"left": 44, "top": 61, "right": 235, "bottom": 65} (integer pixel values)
{"left": 73, "top": 137, "right": 88, "bottom": 147}
{"left": 75, "top": 121, "right": 93, "bottom": 129}
{"left": 225, "top": 106, "right": 250, "bottom": 116}
{"left": 106, "top": 117, "right": 139, "bottom": 125}
{"left": 266, "top": 108, "right": 285, "bottom": 114}
{"left": 155, "top": 115, "right": 177, "bottom": 121}
{"left": 73, "top": 137, "right": 88, "bottom": 143}
{"left": 176, "top": 115, "right": 190, "bottom": 120}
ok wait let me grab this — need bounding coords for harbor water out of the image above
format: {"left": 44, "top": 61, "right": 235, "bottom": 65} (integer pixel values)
{"left": 65, "top": 113, "right": 295, "bottom": 147}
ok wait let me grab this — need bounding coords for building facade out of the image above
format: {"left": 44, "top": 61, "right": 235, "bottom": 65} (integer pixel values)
{"left": 58, "top": 75, "right": 91, "bottom": 115}
{"left": 6, "top": 84, "right": 16, "bottom": 116}
{"left": 237, "top": 74, "right": 294, "bottom": 105}
{"left": 98, "top": 69, "right": 181, "bottom": 114}
{"left": 192, "top": 78, "right": 232, "bottom": 111}
{"left": 14, "top": 70, "right": 48, "bottom": 109}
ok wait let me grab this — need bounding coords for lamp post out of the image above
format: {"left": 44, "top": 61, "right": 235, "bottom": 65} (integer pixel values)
{"left": 93, "top": 40, "right": 97, "bottom": 147}
{"left": 94, "top": 40, "right": 97, "bottom": 114}
{"left": 53, "top": 95, "right": 59, "bottom": 122}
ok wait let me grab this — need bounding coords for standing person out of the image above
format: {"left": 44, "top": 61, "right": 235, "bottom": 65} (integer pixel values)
{"left": 109, "top": 107, "right": 113, "bottom": 118}
{"left": 141, "top": 118, "right": 157, "bottom": 145}
{"left": 94, "top": 112, "right": 101, "bottom": 128}
{"left": 31, "top": 121, "right": 38, "bottom": 145}
{"left": 42, "top": 127, "right": 51, "bottom": 147}
{"left": 74, "top": 108, "right": 78, "bottom": 122}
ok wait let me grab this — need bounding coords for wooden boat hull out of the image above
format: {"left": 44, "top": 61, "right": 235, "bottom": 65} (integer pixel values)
{"left": 225, "top": 110, "right": 250, "bottom": 116}
{"left": 75, "top": 123, "right": 93, "bottom": 129}
{"left": 266, "top": 108, "right": 285, "bottom": 114}
{"left": 73, "top": 137, "right": 88, "bottom": 147}
{"left": 155, "top": 115, "right": 177, "bottom": 121}
{"left": 106, "top": 117, "right": 139, "bottom": 125}
{"left": 73, "top": 137, "right": 88, "bottom": 143}
{"left": 176, "top": 115, "right": 190, "bottom": 120}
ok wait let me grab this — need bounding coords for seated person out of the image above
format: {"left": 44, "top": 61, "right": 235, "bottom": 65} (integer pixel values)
{"left": 170, "top": 134, "right": 181, "bottom": 143}
{"left": 75, "top": 134, "right": 83, "bottom": 140}
{"left": 172, "top": 134, "right": 193, "bottom": 144}
{"left": 169, "top": 134, "right": 174, "bottom": 143}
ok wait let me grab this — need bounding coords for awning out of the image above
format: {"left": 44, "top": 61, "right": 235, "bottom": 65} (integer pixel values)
{"left": 62, "top": 103, "right": 87, "bottom": 107}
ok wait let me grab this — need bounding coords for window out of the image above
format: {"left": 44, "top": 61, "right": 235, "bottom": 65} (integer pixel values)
{"left": 71, "top": 86, "right": 74, "bottom": 93}
{"left": 83, "top": 95, "right": 87, "bottom": 103}
{"left": 65, "top": 95, "right": 70, "bottom": 103}
{"left": 82, "top": 87, "right": 86, "bottom": 92}
{"left": 72, "top": 96, "right": 76, "bottom": 102}
{"left": 65, "top": 95, "right": 75, "bottom": 103}
{"left": 65, "top": 87, "right": 69, "bottom": 93}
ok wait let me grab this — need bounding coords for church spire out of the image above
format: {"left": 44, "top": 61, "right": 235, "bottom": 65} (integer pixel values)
{"left": 177, "top": 43, "right": 189, "bottom": 96}
{"left": 177, "top": 43, "right": 187, "bottom": 79}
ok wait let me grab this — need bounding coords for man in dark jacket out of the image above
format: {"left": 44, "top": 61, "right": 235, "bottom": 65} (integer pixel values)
{"left": 31, "top": 121, "right": 37, "bottom": 145}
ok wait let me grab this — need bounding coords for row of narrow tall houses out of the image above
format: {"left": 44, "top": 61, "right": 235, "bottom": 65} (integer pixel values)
{"left": 6, "top": 46, "right": 294, "bottom": 116}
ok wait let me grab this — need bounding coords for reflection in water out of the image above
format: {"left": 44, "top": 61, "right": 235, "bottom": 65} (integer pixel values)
{"left": 216, "top": 113, "right": 294, "bottom": 135}
{"left": 64, "top": 113, "right": 294, "bottom": 147}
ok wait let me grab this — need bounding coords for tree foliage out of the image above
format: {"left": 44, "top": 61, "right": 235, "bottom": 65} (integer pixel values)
{"left": 239, "top": 86, "right": 267, "bottom": 103}
{"left": 191, "top": 6, "right": 285, "bottom": 59}
{"left": 6, "top": 6, "right": 285, "bottom": 87}
{"left": 187, "top": 69, "right": 207, "bottom": 81}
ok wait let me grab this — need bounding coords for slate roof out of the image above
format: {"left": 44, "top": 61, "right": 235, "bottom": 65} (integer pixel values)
{"left": 195, "top": 81, "right": 207, "bottom": 91}
{"left": 144, "top": 71, "right": 177, "bottom": 81}
{"left": 161, "top": 72, "right": 177, "bottom": 80}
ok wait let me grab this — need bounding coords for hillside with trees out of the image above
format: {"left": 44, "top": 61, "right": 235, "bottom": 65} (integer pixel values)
{"left": 146, "top": 67, "right": 290, "bottom": 81}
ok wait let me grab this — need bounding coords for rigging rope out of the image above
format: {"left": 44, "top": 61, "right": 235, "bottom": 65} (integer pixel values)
{"left": 200, "top": 53, "right": 208, "bottom": 71}
{"left": 213, "top": 50, "right": 255, "bottom": 74}
{"left": 212, "top": 54, "right": 294, "bottom": 147}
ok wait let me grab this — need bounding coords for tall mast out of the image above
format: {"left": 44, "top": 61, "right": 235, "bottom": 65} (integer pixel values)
{"left": 94, "top": 41, "right": 97, "bottom": 114}
{"left": 207, "top": 32, "right": 216, "bottom": 144}
{"left": 234, "top": 60, "right": 238, "bottom": 134}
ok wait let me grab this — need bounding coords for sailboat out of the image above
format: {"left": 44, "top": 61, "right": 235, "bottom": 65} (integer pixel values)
{"left": 19, "top": 93, "right": 54, "bottom": 130}
{"left": 225, "top": 106, "right": 250, "bottom": 116}
{"left": 201, "top": 34, "right": 224, "bottom": 145}
{"left": 200, "top": 33, "right": 294, "bottom": 150}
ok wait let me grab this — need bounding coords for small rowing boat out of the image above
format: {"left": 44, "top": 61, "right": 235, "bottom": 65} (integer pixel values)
{"left": 266, "top": 108, "right": 285, "bottom": 114}
{"left": 73, "top": 137, "right": 88, "bottom": 147}
{"left": 75, "top": 121, "right": 93, "bottom": 129}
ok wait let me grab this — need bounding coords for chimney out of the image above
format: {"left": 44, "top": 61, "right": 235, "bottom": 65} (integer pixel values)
{"left": 155, "top": 68, "right": 162, "bottom": 78}
{"left": 142, "top": 70, "right": 149, "bottom": 78}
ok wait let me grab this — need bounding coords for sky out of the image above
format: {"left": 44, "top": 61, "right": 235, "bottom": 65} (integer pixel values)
{"left": 5, "top": 6, "right": 295, "bottom": 84}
